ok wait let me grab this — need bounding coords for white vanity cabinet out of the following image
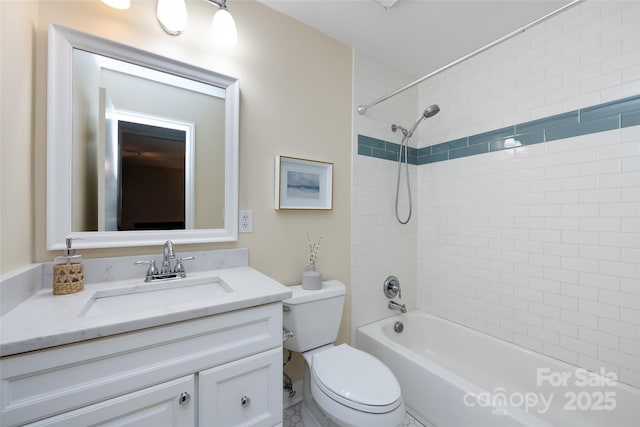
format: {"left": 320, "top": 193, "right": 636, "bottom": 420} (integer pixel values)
{"left": 0, "top": 303, "right": 283, "bottom": 427}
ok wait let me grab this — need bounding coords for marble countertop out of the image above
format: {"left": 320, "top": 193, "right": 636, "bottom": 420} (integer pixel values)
{"left": 0, "top": 266, "right": 291, "bottom": 357}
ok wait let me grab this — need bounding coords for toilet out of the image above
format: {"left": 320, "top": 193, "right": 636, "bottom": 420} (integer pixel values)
{"left": 283, "top": 280, "right": 405, "bottom": 427}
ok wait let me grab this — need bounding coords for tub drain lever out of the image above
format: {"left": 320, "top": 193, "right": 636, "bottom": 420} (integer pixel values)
{"left": 394, "top": 321, "right": 404, "bottom": 333}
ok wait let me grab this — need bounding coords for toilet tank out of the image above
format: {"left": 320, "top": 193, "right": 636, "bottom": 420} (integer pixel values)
{"left": 282, "top": 280, "right": 346, "bottom": 353}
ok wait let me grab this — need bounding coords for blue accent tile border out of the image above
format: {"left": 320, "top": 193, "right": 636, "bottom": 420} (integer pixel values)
{"left": 358, "top": 95, "right": 640, "bottom": 165}
{"left": 357, "top": 134, "right": 418, "bottom": 163}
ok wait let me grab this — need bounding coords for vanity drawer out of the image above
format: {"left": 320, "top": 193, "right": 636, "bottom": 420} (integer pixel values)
{"left": 199, "top": 348, "right": 282, "bottom": 427}
{"left": 25, "top": 375, "right": 195, "bottom": 427}
{"left": 0, "top": 303, "right": 281, "bottom": 427}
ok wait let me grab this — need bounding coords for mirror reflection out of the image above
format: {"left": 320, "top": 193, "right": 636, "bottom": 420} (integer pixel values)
{"left": 47, "top": 24, "right": 239, "bottom": 249}
{"left": 117, "top": 120, "right": 187, "bottom": 231}
{"left": 71, "top": 49, "right": 226, "bottom": 232}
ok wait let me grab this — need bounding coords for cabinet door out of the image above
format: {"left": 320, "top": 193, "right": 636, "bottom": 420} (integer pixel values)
{"left": 26, "top": 375, "right": 195, "bottom": 427}
{"left": 199, "top": 348, "right": 282, "bottom": 427}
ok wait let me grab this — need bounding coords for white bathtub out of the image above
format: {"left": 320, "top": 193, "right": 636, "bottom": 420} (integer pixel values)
{"left": 357, "top": 310, "right": 639, "bottom": 427}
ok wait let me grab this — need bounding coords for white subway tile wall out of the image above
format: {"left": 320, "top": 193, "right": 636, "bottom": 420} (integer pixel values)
{"left": 353, "top": 0, "right": 639, "bottom": 387}
{"left": 352, "top": 53, "right": 419, "bottom": 339}
{"left": 417, "top": 127, "right": 639, "bottom": 387}
{"left": 417, "top": 1, "right": 640, "bottom": 148}
{"left": 415, "top": 1, "right": 639, "bottom": 387}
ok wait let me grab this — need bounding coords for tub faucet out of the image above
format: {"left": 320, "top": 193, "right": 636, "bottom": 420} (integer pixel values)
{"left": 388, "top": 300, "right": 406, "bottom": 313}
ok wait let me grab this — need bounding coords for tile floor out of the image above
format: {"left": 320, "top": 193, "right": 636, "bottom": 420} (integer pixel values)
{"left": 283, "top": 402, "right": 425, "bottom": 427}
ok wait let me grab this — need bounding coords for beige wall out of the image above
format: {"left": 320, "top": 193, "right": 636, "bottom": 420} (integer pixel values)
{"left": 1, "top": 0, "right": 352, "bottom": 349}
{"left": 0, "top": 0, "right": 37, "bottom": 276}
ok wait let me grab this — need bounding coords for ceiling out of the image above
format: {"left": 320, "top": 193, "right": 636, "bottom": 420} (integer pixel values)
{"left": 258, "top": 0, "right": 575, "bottom": 79}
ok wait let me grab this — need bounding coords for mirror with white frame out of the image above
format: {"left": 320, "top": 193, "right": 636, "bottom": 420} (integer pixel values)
{"left": 47, "top": 24, "right": 239, "bottom": 250}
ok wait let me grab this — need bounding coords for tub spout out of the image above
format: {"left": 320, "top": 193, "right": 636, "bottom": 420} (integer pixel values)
{"left": 388, "top": 300, "right": 406, "bottom": 313}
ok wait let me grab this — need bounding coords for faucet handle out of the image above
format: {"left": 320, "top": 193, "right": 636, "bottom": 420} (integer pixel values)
{"left": 135, "top": 259, "right": 159, "bottom": 281}
{"left": 173, "top": 256, "right": 195, "bottom": 276}
{"left": 383, "top": 275, "right": 401, "bottom": 299}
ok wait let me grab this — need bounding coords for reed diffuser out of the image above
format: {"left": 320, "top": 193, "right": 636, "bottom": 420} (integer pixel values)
{"left": 302, "top": 232, "right": 323, "bottom": 289}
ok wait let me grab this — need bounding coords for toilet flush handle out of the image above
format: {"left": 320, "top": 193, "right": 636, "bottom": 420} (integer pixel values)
{"left": 282, "top": 328, "right": 294, "bottom": 342}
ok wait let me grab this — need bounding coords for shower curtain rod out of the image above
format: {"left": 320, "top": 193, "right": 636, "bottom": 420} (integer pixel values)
{"left": 357, "top": 0, "right": 585, "bottom": 115}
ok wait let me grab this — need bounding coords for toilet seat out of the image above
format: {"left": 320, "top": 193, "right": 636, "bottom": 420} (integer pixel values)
{"left": 310, "top": 344, "right": 402, "bottom": 414}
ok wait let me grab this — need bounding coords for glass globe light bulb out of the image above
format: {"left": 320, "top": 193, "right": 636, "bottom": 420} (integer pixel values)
{"left": 211, "top": 8, "right": 237, "bottom": 47}
{"left": 157, "top": 0, "right": 187, "bottom": 35}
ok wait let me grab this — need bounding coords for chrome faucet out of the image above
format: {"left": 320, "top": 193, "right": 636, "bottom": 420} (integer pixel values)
{"left": 135, "top": 240, "right": 194, "bottom": 282}
{"left": 388, "top": 300, "right": 407, "bottom": 313}
{"left": 161, "top": 240, "right": 175, "bottom": 274}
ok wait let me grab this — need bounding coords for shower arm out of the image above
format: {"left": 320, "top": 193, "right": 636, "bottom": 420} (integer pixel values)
{"left": 356, "top": 0, "right": 584, "bottom": 115}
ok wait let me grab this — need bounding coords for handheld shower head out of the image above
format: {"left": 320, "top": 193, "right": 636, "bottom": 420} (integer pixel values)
{"left": 424, "top": 104, "right": 440, "bottom": 118}
{"left": 392, "top": 103, "right": 440, "bottom": 225}
{"left": 392, "top": 104, "right": 440, "bottom": 139}
{"left": 407, "top": 104, "right": 439, "bottom": 137}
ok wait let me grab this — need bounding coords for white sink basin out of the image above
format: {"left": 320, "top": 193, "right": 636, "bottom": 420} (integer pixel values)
{"left": 79, "top": 275, "right": 233, "bottom": 318}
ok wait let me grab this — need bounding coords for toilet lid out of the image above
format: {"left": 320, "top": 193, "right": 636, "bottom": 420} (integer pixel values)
{"left": 311, "top": 344, "right": 402, "bottom": 413}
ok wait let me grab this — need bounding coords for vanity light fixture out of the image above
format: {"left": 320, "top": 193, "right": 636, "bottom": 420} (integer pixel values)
{"left": 101, "top": 0, "right": 130, "bottom": 10}
{"left": 208, "top": 0, "right": 237, "bottom": 47}
{"left": 156, "top": 0, "right": 188, "bottom": 35}
{"left": 104, "top": 0, "right": 237, "bottom": 45}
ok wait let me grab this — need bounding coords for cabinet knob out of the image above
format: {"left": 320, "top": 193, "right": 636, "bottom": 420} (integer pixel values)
{"left": 240, "top": 395, "right": 251, "bottom": 408}
{"left": 178, "top": 391, "right": 191, "bottom": 406}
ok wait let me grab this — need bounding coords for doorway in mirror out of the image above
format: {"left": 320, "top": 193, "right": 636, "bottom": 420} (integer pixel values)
{"left": 117, "top": 120, "right": 186, "bottom": 231}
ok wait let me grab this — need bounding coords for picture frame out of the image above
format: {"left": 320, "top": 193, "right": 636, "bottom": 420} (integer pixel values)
{"left": 275, "top": 156, "right": 333, "bottom": 210}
